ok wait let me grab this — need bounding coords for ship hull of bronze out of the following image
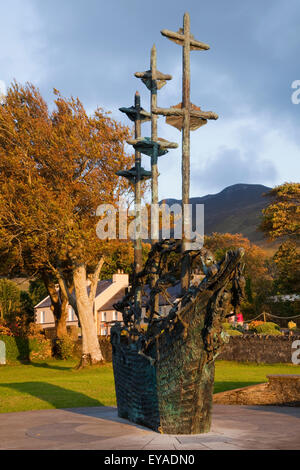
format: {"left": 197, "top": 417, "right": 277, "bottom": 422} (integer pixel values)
{"left": 111, "top": 248, "right": 244, "bottom": 434}
{"left": 111, "top": 320, "right": 215, "bottom": 434}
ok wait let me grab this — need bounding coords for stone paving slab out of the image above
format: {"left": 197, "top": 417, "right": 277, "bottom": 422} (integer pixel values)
{"left": 0, "top": 405, "right": 299, "bottom": 450}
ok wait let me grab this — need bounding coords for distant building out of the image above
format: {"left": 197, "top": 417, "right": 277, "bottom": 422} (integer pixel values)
{"left": 34, "top": 272, "right": 129, "bottom": 336}
{"left": 34, "top": 272, "right": 199, "bottom": 336}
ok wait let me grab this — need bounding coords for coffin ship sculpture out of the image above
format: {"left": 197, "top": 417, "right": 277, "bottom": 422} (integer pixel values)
{"left": 111, "top": 241, "right": 245, "bottom": 434}
{"left": 112, "top": 13, "right": 244, "bottom": 434}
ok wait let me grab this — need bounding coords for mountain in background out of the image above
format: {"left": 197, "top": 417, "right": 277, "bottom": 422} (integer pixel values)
{"left": 161, "top": 183, "right": 274, "bottom": 247}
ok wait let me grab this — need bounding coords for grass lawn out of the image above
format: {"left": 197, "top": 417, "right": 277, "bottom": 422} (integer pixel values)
{"left": 0, "top": 359, "right": 299, "bottom": 413}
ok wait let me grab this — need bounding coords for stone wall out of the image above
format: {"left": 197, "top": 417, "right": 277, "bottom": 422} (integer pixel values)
{"left": 44, "top": 326, "right": 79, "bottom": 340}
{"left": 218, "top": 334, "right": 300, "bottom": 364}
{"left": 46, "top": 332, "right": 300, "bottom": 364}
{"left": 213, "top": 374, "right": 300, "bottom": 406}
{"left": 75, "top": 334, "right": 300, "bottom": 364}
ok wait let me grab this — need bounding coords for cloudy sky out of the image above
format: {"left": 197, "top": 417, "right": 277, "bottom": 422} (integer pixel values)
{"left": 1, "top": 0, "right": 299, "bottom": 200}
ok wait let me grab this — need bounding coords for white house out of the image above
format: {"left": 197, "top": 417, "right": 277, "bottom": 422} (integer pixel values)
{"left": 34, "top": 272, "right": 129, "bottom": 336}
{"left": 35, "top": 271, "right": 186, "bottom": 336}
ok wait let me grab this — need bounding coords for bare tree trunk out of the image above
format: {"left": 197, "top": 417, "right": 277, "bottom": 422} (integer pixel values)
{"left": 42, "top": 271, "right": 68, "bottom": 339}
{"left": 56, "top": 293, "right": 68, "bottom": 338}
{"left": 52, "top": 259, "right": 105, "bottom": 367}
{"left": 73, "top": 262, "right": 104, "bottom": 367}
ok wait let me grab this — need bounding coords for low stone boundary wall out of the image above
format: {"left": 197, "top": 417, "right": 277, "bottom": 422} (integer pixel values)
{"left": 44, "top": 332, "right": 300, "bottom": 364}
{"left": 218, "top": 335, "right": 300, "bottom": 364}
{"left": 44, "top": 326, "right": 79, "bottom": 341}
{"left": 213, "top": 374, "right": 300, "bottom": 406}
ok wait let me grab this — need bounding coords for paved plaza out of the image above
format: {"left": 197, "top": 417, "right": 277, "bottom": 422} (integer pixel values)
{"left": 0, "top": 404, "right": 299, "bottom": 450}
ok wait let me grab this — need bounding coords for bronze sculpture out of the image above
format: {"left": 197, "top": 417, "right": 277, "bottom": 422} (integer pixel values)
{"left": 113, "top": 12, "right": 245, "bottom": 434}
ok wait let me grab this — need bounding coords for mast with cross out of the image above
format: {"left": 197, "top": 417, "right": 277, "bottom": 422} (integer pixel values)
{"left": 117, "top": 92, "right": 151, "bottom": 310}
{"left": 133, "top": 45, "right": 178, "bottom": 316}
{"left": 155, "top": 12, "right": 219, "bottom": 294}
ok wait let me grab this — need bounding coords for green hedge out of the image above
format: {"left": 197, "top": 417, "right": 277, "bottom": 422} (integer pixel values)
{"left": 222, "top": 323, "right": 243, "bottom": 336}
{"left": 0, "top": 335, "right": 51, "bottom": 363}
{"left": 254, "top": 323, "right": 282, "bottom": 336}
{"left": 226, "top": 329, "right": 243, "bottom": 336}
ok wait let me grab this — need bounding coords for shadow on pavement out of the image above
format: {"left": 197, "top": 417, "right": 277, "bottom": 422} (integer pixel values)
{"left": 246, "top": 405, "right": 300, "bottom": 417}
{"left": 65, "top": 406, "right": 156, "bottom": 431}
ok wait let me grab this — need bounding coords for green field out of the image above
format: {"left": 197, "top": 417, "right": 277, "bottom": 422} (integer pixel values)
{"left": 0, "top": 360, "right": 299, "bottom": 413}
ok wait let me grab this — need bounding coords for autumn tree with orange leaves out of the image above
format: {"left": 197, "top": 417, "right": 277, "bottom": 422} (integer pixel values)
{"left": 204, "top": 233, "right": 272, "bottom": 317}
{"left": 260, "top": 183, "right": 299, "bottom": 297}
{"left": 0, "top": 82, "right": 132, "bottom": 365}
{"left": 260, "top": 183, "right": 300, "bottom": 240}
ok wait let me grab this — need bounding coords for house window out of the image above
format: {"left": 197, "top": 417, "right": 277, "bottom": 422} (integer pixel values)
{"left": 113, "top": 311, "right": 117, "bottom": 321}
{"left": 68, "top": 306, "right": 76, "bottom": 322}
{"left": 40, "top": 311, "right": 45, "bottom": 324}
{"left": 102, "top": 312, "right": 107, "bottom": 322}
{"left": 101, "top": 328, "right": 108, "bottom": 336}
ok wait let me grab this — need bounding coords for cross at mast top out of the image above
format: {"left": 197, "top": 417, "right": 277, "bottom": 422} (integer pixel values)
{"left": 158, "top": 12, "right": 219, "bottom": 293}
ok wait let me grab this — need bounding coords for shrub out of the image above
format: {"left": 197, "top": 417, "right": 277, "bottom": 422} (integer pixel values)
{"left": 2, "top": 316, "right": 43, "bottom": 338}
{"left": 55, "top": 335, "right": 75, "bottom": 360}
{"left": 288, "top": 321, "right": 297, "bottom": 330}
{"left": 0, "top": 321, "right": 13, "bottom": 336}
{"left": 29, "top": 337, "right": 52, "bottom": 360}
{"left": 249, "top": 320, "right": 265, "bottom": 330}
{"left": 0, "top": 334, "right": 51, "bottom": 363}
{"left": 0, "top": 334, "right": 29, "bottom": 362}
{"left": 222, "top": 322, "right": 231, "bottom": 330}
{"left": 6, "top": 315, "right": 45, "bottom": 339}
{"left": 227, "top": 329, "right": 243, "bottom": 336}
{"left": 222, "top": 323, "right": 243, "bottom": 336}
{"left": 27, "top": 322, "right": 45, "bottom": 339}
{"left": 99, "top": 336, "right": 112, "bottom": 362}
{"left": 254, "top": 322, "right": 282, "bottom": 336}
{"left": 7, "top": 315, "right": 30, "bottom": 337}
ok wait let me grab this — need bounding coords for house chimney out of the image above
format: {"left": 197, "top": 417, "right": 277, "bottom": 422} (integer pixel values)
{"left": 112, "top": 271, "right": 129, "bottom": 287}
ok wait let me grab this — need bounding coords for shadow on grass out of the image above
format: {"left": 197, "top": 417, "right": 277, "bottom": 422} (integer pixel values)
{"left": 214, "top": 381, "right": 262, "bottom": 394}
{"left": 29, "top": 362, "right": 74, "bottom": 371}
{"left": 0, "top": 382, "right": 104, "bottom": 409}
{"left": 14, "top": 336, "right": 30, "bottom": 364}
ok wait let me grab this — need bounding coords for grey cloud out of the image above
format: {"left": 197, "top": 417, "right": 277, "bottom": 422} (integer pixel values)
{"left": 27, "top": 0, "right": 300, "bottom": 118}
{"left": 1, "top": 0, "right": 299, "bottom": 200}
{"left": 192, "top": 147, "right": 278, "bottom": 195}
